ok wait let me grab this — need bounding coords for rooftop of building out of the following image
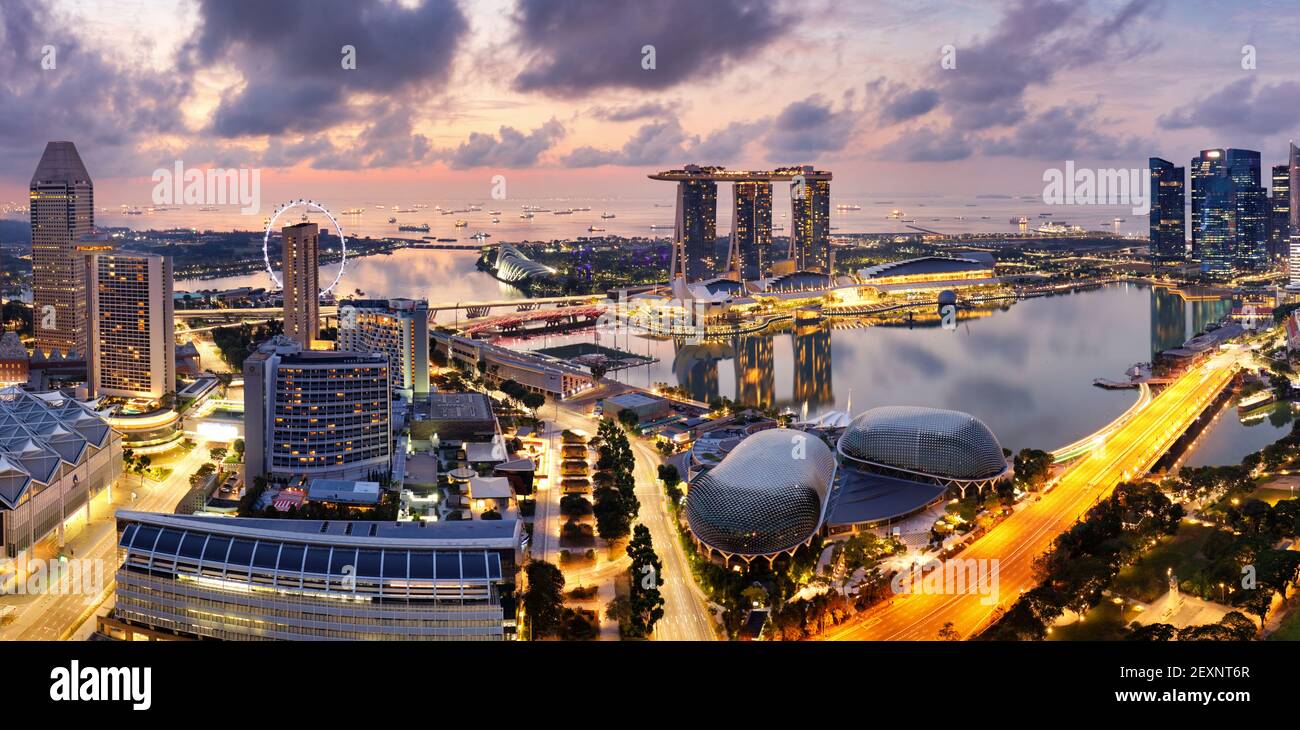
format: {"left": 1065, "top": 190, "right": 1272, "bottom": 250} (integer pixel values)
{"left": 0, "top": 387, "right": 116, "bottom": 508}
{"left": 116, "top": 510, "right": 520, "bottom": 549}
{"left": 307, "top": 478, "right": 382, "bottom": 504}
{"left": 606, "top": 391, "right": 665, "bottom": 408}
{"left": 857, "top": 253, "right": 997, "bottom": 280}
{"left": 31, "top": 141, "right": 91, "bottom": 187}
{"left": 425, "top": 391, "right": 494, "bottom": 421}
{"left": 824, "top": 469, "right": 949, "bottom": 527}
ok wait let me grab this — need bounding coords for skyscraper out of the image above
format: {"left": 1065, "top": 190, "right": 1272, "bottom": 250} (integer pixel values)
{"left": 790, "top": 170, "right": 831, "bottom": 273}
{"left": 281, "top": 221, "right": 320, "bottom": 348}
{"left": 29, "top": 141, "right": 93, "bottom": 357}
{"left": 730, "top": 181, "right": 773, "bottom": 279}
{"left": 338, "top": 298, "right": 430, "bottom": 398}
{"left": 1289, "top": 142, "right": 1300, "bottom": 289}
{"left": 670, "top": 171, "right": 718, "bottom": 282}
{"left": 86, "top": 251, "right": 175, "bottom": 400}
{"left": 1270, "top": 163, "right": 1290, "bottom": 261}
{"left": 243, "top": 337, "right": 391, "bottom": 484}
{"left": 1148, "top": 158, "right": 1185, "bottom": 263}
{"left": 1190, "top": 148, "right": 1268, "bottom": 277}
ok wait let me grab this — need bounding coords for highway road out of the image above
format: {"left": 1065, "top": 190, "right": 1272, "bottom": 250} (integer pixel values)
{"left": 825, "top": 352, "right": 1240, "bottom": 641}
{"left": 547, "top": 397, "right": 716, "bottom": 641}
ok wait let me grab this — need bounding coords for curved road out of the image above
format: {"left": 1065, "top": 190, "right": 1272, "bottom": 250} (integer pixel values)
{"left": 825, "top": 352, "right": 1239, "bottom": 641}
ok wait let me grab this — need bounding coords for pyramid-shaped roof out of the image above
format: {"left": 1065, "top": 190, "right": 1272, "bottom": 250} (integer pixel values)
{"left": 30, "top": 141, "right": 92, "bottom": 187}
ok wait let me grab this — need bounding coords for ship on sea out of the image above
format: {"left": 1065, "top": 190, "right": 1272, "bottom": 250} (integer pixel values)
{"left": 388, "top": 216, "right": 397, "bottom": 224}
{"left": 399, "top": 223, "right": 430, "bottom": 232}
{"left": 520, "top": 212, "right": 534, "bottom": 219}
{"left": 471, "top": 231, "right": 491, "bottom": 240}
{"left": 587, "top": 226, "right": 606, "bottom": 232}
{"left": 454, "top": 219, "right": 468, "bottom": 228}
{"left": 600, "top": 211, "right": 615, "bottom": 219}
{"left": 341, "top": 208, "right": 364, "bottom": 215}
{"left": 836, "top": 203, "right": 861, "bottom": 211}
{"left": 553, "top": 209, "right": 572, "bottom": 215}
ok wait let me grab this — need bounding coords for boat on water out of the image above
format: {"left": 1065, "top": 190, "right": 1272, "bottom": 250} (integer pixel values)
{"left": 520, "top": 212, "right": 534, "bottom": 219}
{"left": 836, "top": 204, "right": 862, "bottom": 211}
{"left": 600, "top": 211, "right": 615, "bottom": 219}
{"left": 1011, "top": 216, "right": 1029, "bottom": 225}
{"left": 388, "top": 216, "right": 397, "bottom": 224}
{"left": 888, "top": 209, "right": 904, "bottom": 219}
{"left": 399, "top": 223, "right": 430, "bottom": 232}
{"left": 491, "top": 217, "right": 500, "bottom": 224}
{"left": 489, "top": 210, "right": 502, "bottom": 215}
{"left": 587, "top": 226, "right": 606, "bottom": 232}
{"left": 341, "top": 208, "right": 364, "bottom": 215}
{"left": 553, "top": 209, "right": 572, "bottom": 215}
{"left": 471, "top": 231, "right": 491, "bottom": 240}
{"left": 454, "top": 219, "right": 468, "bottom": 228}
{"left": 649, "top": 224, "right": 671, "bottom": 230}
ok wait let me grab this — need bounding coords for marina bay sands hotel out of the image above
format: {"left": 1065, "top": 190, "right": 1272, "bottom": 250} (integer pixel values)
{"left": 649, "top": 165, "right": 832, "bottom": 284}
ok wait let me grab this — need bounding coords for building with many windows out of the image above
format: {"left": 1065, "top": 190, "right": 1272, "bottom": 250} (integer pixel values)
{"left": 1190, "top": 148, "right": 1268, "bottom": 277}
{"left": 1270, "top": 163, "right": 1290, "bottom": 261}
{"left": 243, "top": 337, "right": 391, "bottom": 484}
{"left": 0, "top": 387, "right": 122, "bottom": 561}
{"left": 338, "top": 298, "right": 430, "bottom": 399}
{"left": 281, "top": 222, "right": 320, "bottom": 348}
{"left": 87, "top": 251, "right": 175, "bottom": 400}
{"left": 1149, "top": 157, "right": 1186, "bottom": 263}
{"left": 101, "top": 510, "right": 521, "bottom": 641}
{"left": 730, "top": 180, "right": 773, "bottom": 279}
{"left": 789, "top": 169, "right": 832, "bottom": 273}
{"left": 29, "top": 141, "right": 94, "bottom": 358}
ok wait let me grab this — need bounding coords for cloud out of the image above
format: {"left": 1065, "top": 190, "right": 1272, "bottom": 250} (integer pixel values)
{"left": 561, "top": 117, "right": 768, "bottom": 167}
{"left": 984, "top": 103, "right": 1148, "bottom": 160}
{"left": 763, "top": 94, "right": 858, "bottom": 159}
{"left": 511, "top": 0, "right": 788, "bottom": 96}
{"left": 591, "top": 100, "right": 678, "bottom": 122}
{"left": 884, "top": 125, "right": 972, "bottom": 162}
{"left": 439, "top": 119, "right": 566, "bottom": 169}
{"left": 0, "top": 0, "right": 190, "bottom": 178}
{"left": 1158, "top": 78, "right": 1300, "bottom": 136}
{"left": 182, "top": 0, "right": 468, "bottom": 137}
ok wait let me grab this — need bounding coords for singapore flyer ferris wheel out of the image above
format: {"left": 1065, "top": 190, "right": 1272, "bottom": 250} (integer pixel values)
{"left": 262, "top": 199, "right": 348, "bottom": 296}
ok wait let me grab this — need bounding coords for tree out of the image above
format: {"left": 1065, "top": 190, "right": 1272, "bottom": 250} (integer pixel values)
{"left": 658, "top": 463, "right": 682, "bottom": 500}
{"left": 617, "top": 408, "right": 640, "bottom": 433}
{"left": 522, "top": 391, "right": 546, "bottom": 417}
{"left": 1125, "top": 622, "right": 1176, "bottom": 641}
{"left": 624, "top": 524, "right": 665, "bottom": 638}
{"left": 937, "top": 621, "right": 961, "bottom": 641}
{"left": 520, "top": 560, "right": 566, "bottom": 640}
{"left": 1014, "top": 448, "right": 1053, "bottom": 491}
{"left": 232, "top": 438, "right": 245, "bottom": 457}
{"left": 589, "top": 362, "right": 607, "bottom": 382}
{"left": 593, "top": 487, "right": 632, "bottom": 542}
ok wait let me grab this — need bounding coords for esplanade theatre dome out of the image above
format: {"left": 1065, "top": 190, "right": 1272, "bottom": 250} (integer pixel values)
{"left": 685, "top": 428, "right": 837, "bottom": 560}
{"left": 837, "top": 406, "right": 1011, "bottom": 484}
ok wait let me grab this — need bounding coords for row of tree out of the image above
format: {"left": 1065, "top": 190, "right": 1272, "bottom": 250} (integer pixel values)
{"left": 591, "top": 418, "right": 640, "bottom": 542}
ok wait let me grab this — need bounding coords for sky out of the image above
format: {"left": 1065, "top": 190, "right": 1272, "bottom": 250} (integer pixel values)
{"left": 2, "top": 0, "right": 1300, "bottom": 208}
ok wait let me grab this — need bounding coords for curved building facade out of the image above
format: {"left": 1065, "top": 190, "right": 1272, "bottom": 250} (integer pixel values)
{"left": 837, "top": 406, "right": 1011, "bottom": 489}
{"left": 685, "top": 428, "right": 836, "bottom": 562}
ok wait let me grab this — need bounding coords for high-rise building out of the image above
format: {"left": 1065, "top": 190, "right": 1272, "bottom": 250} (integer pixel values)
{"left": 672, "top": 172, "right": 718, "bottom": 282}
{"left": 1288, "top": 143, "right": 1300, "bottom": 289}
{"left": 1190, "top": 148, "right": 1268, "bottom": 277}
{"left": 1270, "top": 164, "right": 1290, "bottom": 261}
{"left": 730, "top": 181, "right": 773, "bottom": 279}
{"left": 790, "top": 170, "right": 831, "bottom": 273}
{"left": 281, "top": 222, "right": 320, "bottom": 348}
{"left": 338, "top": 298, "right": 430, "bottom": 398}
{"left": 86, "top": 252, "right": 175, "bottom": 400}
{"left": 243, "top": 337, "right": 391, "bottom": 484}
{"left": 1148, "top": 158, "right": 1185, "bottom": 263}
{"left": 30, "top": 141, "right": 94, "bottom": 357}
